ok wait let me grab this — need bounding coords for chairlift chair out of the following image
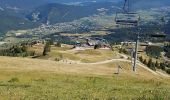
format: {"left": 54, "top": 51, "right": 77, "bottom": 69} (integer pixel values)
{"left": 140, "top": 44, "right": 149, "bottom": 46}
{"left": 137, "top": 50, "right": 144, "bottom": 52}
{"left": 150, "top": 34, "right": 166, "bottom": 38}
{"left": 115, "top": 12, "right": 140, "bottom": 26}
{"left": 115, "top": 0, "right": 140, "bottom": 26}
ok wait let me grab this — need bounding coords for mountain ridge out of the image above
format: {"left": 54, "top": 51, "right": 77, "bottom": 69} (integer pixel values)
{"left": 0, "top": 0, "right": 170, "bottom": 34}
{"left": 27, "top": 2, "right": 118, "bottom": 24}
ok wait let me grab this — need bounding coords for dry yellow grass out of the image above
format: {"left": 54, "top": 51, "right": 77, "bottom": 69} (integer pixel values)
{"left": 61, "top": 49, "right": 119, "bottom": 63}
{"left": 0, "top": 56, "right": 170, "bottom": 99}
{"left": 11, "top": 43, "right": 169, "bottom": 80}
{"left": 0, "top": 56, "right": 166, "bottom": 79}
{"left": 30, "top": 44, "right": 119, "bottom": 63}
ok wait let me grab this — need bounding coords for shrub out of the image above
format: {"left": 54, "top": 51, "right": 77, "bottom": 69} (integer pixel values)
{"left": 167, "top": 63, "right": 170, "bottom": 68}
{"left": 139, "top": 56, "right": 143, "bottom": 62}
{"left": 166, "top": 51, "right": 170, "bottom": 58}
{"left": 55, "top": 57, "right": 61, "bottom": 61}
{"left": 94, "top": 44, "right": 101, "bottom": 49}
{"left": 119, "top": 48, "right": 129, "bottom": 55}
{"left": 166, "top": 69, "right": 170, "bottom": 74}
{"left": 55, "top": 42, "right": 61, "bottom": 47}
{"left": 8, "top": 77, "right": 19, "bottom": 83}
{"left": 160, "top": 63, "right": 166, "bottom": 70}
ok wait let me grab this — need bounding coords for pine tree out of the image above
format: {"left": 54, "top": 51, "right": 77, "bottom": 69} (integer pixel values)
{"left": 160, "top": 63, "right": 166, "bottom": 70}
{"left": 147, "top": 59, "right": 156, "bottom": 71}
{"left": 155, "top": 61, "right": 160, "bottom": 69}
{"left": 143, "top": 59, "right": 147, "bottom": 65}
{"left": 43, "top": 41, "right": 51, "bottom": 56}
{"left": 151, "top": 62, "right": 156, "bottom": 71}
{"left": 139, "top": 56, "right": 143, "bottom": 62}
{"left": 147, "top": 59, "right": 153, "bottom": 68}
{"left": 168, "top": 63, "right": 170, "bottom": 68}
{"left": 166, "top": 69, "right": 170, "bottom": 74}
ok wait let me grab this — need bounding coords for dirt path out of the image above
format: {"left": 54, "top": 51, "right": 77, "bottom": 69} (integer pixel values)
{"left": 59, "top": 49, "right": 170, "bottom": 78}
{"left": 0, "top": 56, "right": 169, "bottom": 78}
{"left": 60, "top": 58, "right": 170, "bottom": 77}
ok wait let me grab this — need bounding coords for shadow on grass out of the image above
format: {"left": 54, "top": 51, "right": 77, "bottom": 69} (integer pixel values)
{"left": 0, "top": 84, "right": 31, "bottom": 88}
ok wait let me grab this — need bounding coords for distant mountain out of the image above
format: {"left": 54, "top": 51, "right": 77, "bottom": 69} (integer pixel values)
{"left": 0, "top": 0, "right": 169, "bottom": 12}
{"left": 0, "top": 1, "right": 119, "bottom": 34}
{"left": 57, "top": 0, "right": 122, "bottom": 4}
{"left": 27, "top": 2, "right": 119, "bottom": 24}
{"left": 0, "top": 0, "right": 53, "bottom": 10}
{"left": 0, "top": 0, "right": 170, "bottom": 35}
{"left": 0, "top": 0, "right": 121, "bottom": 8}
{"left": 0, "top": 11, "right": 40, "bottom": 35}
{"left": 0, "top": 0, "right": 53, "bottom": 18}
{"left": 129, "top": 0, "right": 170, "bottom": 10}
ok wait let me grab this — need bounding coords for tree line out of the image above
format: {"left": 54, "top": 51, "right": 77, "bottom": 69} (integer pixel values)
{"left": 139, "top": 56, "right": 170, "bottom": 74}
{"left": 146, "top": 46, "right": 163, "bottom": 58}
{"left": 0, "top": 44, "right": 35, "bottom": 57}
{"left": 164, "top": 44, "right": 170, "bottom": 58}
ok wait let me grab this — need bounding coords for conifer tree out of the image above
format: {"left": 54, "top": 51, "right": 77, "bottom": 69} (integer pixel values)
{"left": 147, "top": 59, "right": 152, "bottom": 67}
{"left": 43, "top": 41, "right": 51, "bottom": 56}
{"left": 139, "top": 56, "right": 143, "bottom": 62}
{"left": 155, "top": 61, "right": 159, "bottom": 69}
{"left": 143, "top": 59, "right": 147, "bottom": 65}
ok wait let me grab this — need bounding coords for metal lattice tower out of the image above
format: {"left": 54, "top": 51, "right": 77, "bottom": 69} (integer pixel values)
{"left": 132, "top": 31, "right": 140, "bottom": 72}
{"left": 115, "top": 0, "right": 140, "bottom": 72}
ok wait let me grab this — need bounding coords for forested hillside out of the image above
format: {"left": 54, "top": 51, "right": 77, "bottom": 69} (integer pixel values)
{"left": 27, "top": 2, "right": 118, "bottom": 24}
{"left": 0, "top": 11, "right": 39, "bottom": 35}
